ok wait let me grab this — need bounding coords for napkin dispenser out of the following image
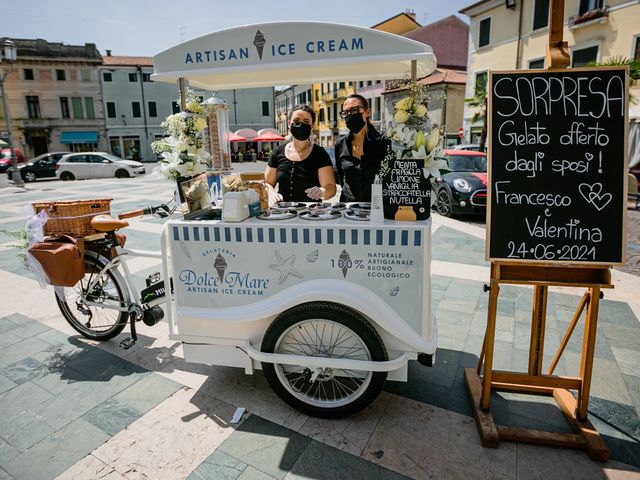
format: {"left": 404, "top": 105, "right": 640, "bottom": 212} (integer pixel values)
{"left": 222, "top": 191, "right": 250, "bottom": 222}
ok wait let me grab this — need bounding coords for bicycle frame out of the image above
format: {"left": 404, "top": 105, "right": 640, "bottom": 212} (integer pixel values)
{"left": 81, "top": 241, "right": 166, "bottom": 312}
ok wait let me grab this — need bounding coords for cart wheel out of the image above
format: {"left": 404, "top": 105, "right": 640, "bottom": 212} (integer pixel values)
{"left": 261, "top": 302, "right": 387, "bottom": 418}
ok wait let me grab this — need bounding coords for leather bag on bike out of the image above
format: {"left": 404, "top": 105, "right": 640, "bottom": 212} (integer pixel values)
{"left": 28, "top": 235, "right": 85, "bottom": 287}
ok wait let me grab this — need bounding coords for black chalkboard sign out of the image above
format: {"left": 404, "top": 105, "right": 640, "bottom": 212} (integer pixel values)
{"left": 382, "top": 158, "right": 432, "bottom": 221}
{"left": 487, "top": 68, "right": 628, "bottom": 264}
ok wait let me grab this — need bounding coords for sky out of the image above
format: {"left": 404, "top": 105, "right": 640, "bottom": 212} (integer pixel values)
{"left": 2, "top": 0, "right": 473, "bottom": 57}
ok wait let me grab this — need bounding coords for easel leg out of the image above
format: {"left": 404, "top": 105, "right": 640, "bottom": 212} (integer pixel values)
{"left": 578, "top": 287, "right": 600, "bottom": 420}
{"left": 548, "top": 292, "right": 590, "bottom": 375}
{"left": 481, "top": 280, "right": 500, "bottom": 410}
{"left": 529, "top": 285, "right": 548, "bottom": 375}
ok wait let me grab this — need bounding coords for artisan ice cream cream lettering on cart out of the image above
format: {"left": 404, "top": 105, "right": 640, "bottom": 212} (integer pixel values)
{"left": 379, "top": 82, "right": 448, "bottom": 221}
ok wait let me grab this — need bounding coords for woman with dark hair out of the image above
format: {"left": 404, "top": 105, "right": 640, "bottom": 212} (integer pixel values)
{"left": 265, "top": 104, "right": 336, "bottom": 203}
{"left": 335, "top": 94, "right": 391, "bottom": 202}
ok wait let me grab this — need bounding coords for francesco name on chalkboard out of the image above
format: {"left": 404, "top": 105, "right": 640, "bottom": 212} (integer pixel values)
{"left": 488, "top": 68, "right": 627, "bottom": 265}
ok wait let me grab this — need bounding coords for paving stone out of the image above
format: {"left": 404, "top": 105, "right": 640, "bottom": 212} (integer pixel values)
{"left": 286, "top": 440, "right": 410, "bottom": 480}
{"left": 362, "top": 394, "right": 517, "bottom": 480}
{"left": 602, "top": 324, "right": 640, "bottom": 352}
{"left": 0, "top": 374, "right": 16, "bottom": 395}
{"left": 4, "top": 418, "right": 55, "bottom": 452}
{"left": 187, "top": 450, "right": 247, "bottom": 480}
{"left": 9, "top": 321, "right": 50, "bottom": 340}
{"left": 0, "top": 357, "right": 49, "bottom": 385}
{"left": 53, "top": 453, "right": 125, "bottom": 479}
{"left": 0, "top": 334, "right": 22, "bottom": 349}
{"left": 35, "top": 329, "right": 77, "bottom": 346}
{"left": 3, "top": 313, "right": 35, "bottom": 325}
{"left": 436, "top": 299, "right": 477, "bottom": 314}
{"left": 0, "top": 437, "right": 19, "bottom": 465}
{"left": 612, "top": 346, "right": 640, "bottom": 378}
{"left": 0, "top": 337, "right": 52, "bottom": 367}
{"left": 219, "top": 415, "right": 311, "bottom": 480}
{"left": 92, "top": 387, "right": 236, "bottom": 480}
{"left": 111, "top": 372, "right": 181, "bottom": 414}
{"left": 0, "top": 466, "right": 13, "bottom": 480}
{"left": 3, "top": 418, "right": 110, "bottom": 480}
{"left": 299, "top": 392, "right": 391, "bottom": 456}
{"left": 82, "top": 397, "right": 144, "bottom": 436}
{"left": 0, "top": 382, "right": 53, "bottom": 437}
{"left": 238, "top": 466, "right": 277, "bottom": 480}
{"left": 0, "top": 319, "right": 19, "bottom": 336}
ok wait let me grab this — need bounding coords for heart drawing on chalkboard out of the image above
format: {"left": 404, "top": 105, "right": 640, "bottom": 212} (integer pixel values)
{"left": 578, "top": 182, "right": 612, "bottom": 212}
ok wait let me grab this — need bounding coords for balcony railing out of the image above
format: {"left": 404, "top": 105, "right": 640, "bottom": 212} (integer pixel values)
{"left": 569, "top": 6, "right": 609, "bottom": 28}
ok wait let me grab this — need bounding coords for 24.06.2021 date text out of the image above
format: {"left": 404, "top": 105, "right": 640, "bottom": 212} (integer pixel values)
{"left": 507, "top": 241, "right": 596, "bottom": 261}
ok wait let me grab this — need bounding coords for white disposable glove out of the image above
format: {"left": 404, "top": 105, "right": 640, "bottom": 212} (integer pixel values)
{"left": 265, "top": 183, "right": 283, "bottom": 207}
{"left": 305, "top": 186, "right": 326, "bottom": 200}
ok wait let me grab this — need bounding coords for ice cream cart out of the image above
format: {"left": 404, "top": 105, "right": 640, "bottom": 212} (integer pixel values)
{"left": 154, "top": 22, "right": 439, "bottom": 417}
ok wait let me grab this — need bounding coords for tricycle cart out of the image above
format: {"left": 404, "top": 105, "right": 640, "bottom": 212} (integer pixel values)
{"left": 152, "top": 22, "right": 439, "bottom": 417}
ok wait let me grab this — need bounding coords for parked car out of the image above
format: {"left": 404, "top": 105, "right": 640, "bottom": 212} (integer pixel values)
{"left": 433, "top": 149, "right": 488, "bottom": 218}
{"left": 455, "top": 143, "right": 486, "bottom": 152}
{"left": 6, "top": 152, "right": 67, "bottom": 182}
{"left": 0, "top": 148, "right": 26, "bottom": 173}
{"left": 56, "top": 152, "right": 146, "bottom": 181}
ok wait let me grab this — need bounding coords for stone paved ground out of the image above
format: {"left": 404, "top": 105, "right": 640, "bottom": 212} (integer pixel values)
{"left": 0, "top": 169, "right": 639, "bottom": 479}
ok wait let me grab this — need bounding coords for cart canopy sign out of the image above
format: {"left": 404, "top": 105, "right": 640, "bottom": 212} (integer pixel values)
{"left": 152, "top": 22, "right": 436, "bottom": 90}
{"left": 487, "top": 68, "right": 628, "bottom": 264}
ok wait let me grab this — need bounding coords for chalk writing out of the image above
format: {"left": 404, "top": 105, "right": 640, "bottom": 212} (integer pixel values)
{"left": 488, "top": 69, "right": 627, "bottom": 264}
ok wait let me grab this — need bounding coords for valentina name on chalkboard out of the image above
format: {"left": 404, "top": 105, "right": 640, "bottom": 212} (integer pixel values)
{"left": 382, "top": 158, "right": 432, "bottom": 221}
{"left": 488, "top": 68, "right": 627, "bottom": 264}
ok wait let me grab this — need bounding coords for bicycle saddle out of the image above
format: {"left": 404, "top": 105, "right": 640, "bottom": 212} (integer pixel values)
{"left": 91, "top": 214, "right": 129, "bottom": 232}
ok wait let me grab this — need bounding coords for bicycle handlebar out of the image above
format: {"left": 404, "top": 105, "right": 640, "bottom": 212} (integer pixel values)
{"left": 118, "top": 204, "right": 169, "bottom": 220}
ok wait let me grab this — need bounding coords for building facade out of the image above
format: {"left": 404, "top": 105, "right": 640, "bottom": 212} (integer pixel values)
{"left": 101, "top": 52, "right": 276, "bottom": 161}
{"left": 383, "top": 69, "right": 467, "bottom": 147}
{"left": 0, "top": 39, "right": 105, "bottom": 158}
{"left": 459, "top": 0, "right": 640, "bottom": 143}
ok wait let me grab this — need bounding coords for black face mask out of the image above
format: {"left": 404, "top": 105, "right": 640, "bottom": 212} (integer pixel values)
{"left": 345, "top": 113, "right": 366, "bottom": 134}
{"left": 290, "top": 122, "right": 312, "bottom": 141}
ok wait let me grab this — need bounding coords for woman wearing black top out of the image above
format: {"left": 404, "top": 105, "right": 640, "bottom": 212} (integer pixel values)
{"left": 265, "top": 105, "right": 336, "bottom": 203}
{"left": 335, "top": 94, "right": 391, "bottom": 202}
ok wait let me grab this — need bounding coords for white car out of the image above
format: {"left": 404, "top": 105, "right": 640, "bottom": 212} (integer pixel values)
{"left": 56, "top": 152, "right": 145, "bottom": 180}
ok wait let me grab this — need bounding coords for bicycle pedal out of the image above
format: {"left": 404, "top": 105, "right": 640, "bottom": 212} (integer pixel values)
{"left": 119, "top": 337, "right": 136, "bottom": 349}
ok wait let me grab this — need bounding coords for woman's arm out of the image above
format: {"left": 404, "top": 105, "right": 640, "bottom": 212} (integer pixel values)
{"left": 264, "top": 165, "right": 277, "bottom": 187}
{"left": 318, "top": 166, "right": 337, "bottom": 200}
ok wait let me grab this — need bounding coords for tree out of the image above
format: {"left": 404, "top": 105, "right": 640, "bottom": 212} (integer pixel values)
{"left": 464, "top": 74, "right": 487, "bottom": 151}
{"left": 590, "top": 56, "right": 640, "bottom": 103}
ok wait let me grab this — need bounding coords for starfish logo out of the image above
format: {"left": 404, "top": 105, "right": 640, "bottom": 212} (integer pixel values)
{"left": 269, "top": 250, "right": 303, "bottom": 284}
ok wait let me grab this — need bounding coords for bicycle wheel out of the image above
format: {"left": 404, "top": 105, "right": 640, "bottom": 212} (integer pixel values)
{"left": 54, "top": 252, "right": 129, "bottom": 340}
{"left": 261, "top": 302, "right": 388, "bottom": 418}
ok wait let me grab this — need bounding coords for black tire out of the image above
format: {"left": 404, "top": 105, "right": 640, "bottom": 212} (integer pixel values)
{"left": 23, "top": 171, "right": 37, "bottom": 182}
{"left": 261, "top": 302, "right": 388, "bottom": 418}
{"left": 54, "top": 253, "right": 129, "bottom": 340}
{"left": 436, "top": 188, "right": 454, "bottom": 217}
{"left": 60, "top": 171, "right": 75, "bottom": 181}
{"left": 115, "top": 169, "right": 130, "bottom": 178}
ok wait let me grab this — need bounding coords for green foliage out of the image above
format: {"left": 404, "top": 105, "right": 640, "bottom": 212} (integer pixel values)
{"left": 589, "top": 56, "right": 640, "bottom": 84}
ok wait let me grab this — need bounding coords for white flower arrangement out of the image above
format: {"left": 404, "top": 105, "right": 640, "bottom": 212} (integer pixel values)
{"left": 151, "top": 89, "right": 213, "bottom": 181}
{"left": 381, "top": 82, "right": 448, "bottom": 182}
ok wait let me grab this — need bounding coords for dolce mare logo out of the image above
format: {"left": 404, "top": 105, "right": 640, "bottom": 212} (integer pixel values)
{"left": 183, "top": 30, "right": 365, "bottom": 65}
{"left": 178, "top": 251, "right": 270, "bottom": 296}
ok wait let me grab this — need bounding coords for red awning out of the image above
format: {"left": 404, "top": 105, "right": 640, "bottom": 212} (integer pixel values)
{"left": 229, "top": 132, "right": 248, "bottom": 142}
{"left": 252, "top": 131, "right": 285, "bottom": 142}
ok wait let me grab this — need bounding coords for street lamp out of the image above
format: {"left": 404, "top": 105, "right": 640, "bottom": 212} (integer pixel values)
{"left": 0, "top": 38, "right": 22, "bottom": 185}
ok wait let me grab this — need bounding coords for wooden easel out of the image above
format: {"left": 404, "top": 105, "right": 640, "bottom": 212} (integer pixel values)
{"left": 464, "top": 262, "right": 611, "bottom": 460}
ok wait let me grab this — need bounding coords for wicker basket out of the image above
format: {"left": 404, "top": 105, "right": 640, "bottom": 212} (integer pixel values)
{"left": 32, "top": 199, "right": 112, "bottom": 237}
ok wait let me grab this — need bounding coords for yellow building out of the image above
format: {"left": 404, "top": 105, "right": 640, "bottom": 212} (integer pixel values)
{"left": 459, "top": 0, "right": 640, "bottom": 143}
{"left": 313, "top": 10, "right": 422, "bottom": 146}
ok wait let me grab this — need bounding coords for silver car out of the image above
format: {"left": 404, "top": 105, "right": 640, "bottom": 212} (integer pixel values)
{"left": 56, "top": 152, "right": 145, "bottom": 181}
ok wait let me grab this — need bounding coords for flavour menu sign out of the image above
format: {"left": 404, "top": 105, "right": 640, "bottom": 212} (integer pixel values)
{"left": 487, "top": 68, "right": 628, "bottom": 264}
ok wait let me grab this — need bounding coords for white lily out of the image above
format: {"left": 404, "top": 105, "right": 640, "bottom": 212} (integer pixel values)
{"left": 423, "top": 153, "right": 449, "bottom": 180}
